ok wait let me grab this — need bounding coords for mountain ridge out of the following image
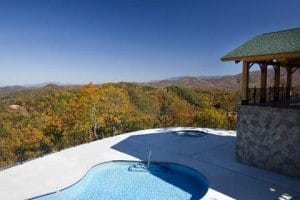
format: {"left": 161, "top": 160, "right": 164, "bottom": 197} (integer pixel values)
{"left": 146, "top": 69, "right": 300, "bottom": 90}
{"left": 1, "top": 70, "right": 300, "bottom": 94}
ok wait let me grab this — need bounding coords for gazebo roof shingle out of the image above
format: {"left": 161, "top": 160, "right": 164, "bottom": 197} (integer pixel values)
{"left": 221, "top": 28, "right": 300, "bottom": 62}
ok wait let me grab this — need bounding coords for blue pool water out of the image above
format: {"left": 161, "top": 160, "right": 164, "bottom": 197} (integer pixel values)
{"left": 34, "top": 161, "right": 208, "bottom": 200}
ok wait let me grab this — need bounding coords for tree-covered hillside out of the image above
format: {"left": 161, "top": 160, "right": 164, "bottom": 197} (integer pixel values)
{"left": 0, "top": 83, "right": 240, "bottom": 168}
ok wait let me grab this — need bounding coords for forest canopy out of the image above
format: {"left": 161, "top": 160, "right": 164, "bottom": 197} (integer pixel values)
{"left": 0, "top": 83, "right": 240, "bottom": 168}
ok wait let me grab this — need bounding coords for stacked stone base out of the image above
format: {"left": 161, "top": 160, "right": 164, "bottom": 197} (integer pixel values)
{"left": 237, "top": 105, "right": 300, "bottom": 177}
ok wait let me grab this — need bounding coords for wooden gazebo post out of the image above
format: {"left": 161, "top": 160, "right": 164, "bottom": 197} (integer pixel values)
{"left": 259, "top": 63, "right": 268, "bottom": 103}
{"left": 273, "top": 65, "right": 281, "bottom": 101}
{"left": 242, "top": 61, "right": 249, "bottom": 105}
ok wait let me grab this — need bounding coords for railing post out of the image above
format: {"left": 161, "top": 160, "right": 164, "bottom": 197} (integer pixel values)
{"left": 281, "top": 86, "right": 284, "bottom": 102}
{"left": 286, "top": 67, "right": 292, "bottom": 100}
{"left": 269, "top": 86, "right": 272, "bottom": 101}
{"left": 273, "top": 87, "right": 279, "bottom": 101}
{"left": 253, "top": 87, "right": 256, "bottom": 104}
{"left": 247, "top": 86, "right": 300, "bottom": 106}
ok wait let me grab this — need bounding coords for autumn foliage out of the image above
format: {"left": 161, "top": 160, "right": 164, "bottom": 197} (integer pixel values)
{"left": 0, "top": 83, "right": 240, "bottom": 168}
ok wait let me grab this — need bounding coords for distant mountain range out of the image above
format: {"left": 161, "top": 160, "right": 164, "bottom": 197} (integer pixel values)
{"left": 0, "top": 83, "right": 81, "bottom": 96}
{"left": 1, "top": 70, "right": 300, "bottom": 94}
{"left": 0, "top": 85, "right": 27, "bottom": 94}
{"left": 147, "top": 69, "right": 300, "bottom": 90}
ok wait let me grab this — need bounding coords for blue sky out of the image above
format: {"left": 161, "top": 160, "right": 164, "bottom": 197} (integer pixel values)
{"left": 0, "top": 0, "right": 299, "bottom": 86}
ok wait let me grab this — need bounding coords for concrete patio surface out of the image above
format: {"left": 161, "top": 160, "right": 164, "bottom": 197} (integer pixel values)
{"left": 0, "top": 127, "right": 299, "bottom": 200}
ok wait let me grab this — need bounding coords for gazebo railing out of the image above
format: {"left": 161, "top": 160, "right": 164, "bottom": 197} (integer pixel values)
{"left": 248, "top": 87, "right": 300, "bottom": 105}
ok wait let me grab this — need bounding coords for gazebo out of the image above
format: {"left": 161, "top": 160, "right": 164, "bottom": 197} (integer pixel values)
{"left": 221, "top": 28, "right": 300, "bottom": 177}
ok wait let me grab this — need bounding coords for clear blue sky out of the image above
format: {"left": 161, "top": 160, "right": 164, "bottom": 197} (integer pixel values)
{"left": 0, "top": 0, "right": 299, "bottom": 86}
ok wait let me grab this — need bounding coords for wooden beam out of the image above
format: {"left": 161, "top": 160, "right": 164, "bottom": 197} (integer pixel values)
{"left": 247, "top": 60, "right": 300, "bottom": 68}
{"left": 242, "top": 61, "right": 250, "bottom": 105}
{"left": 260, "top": 63, "right": 268, "bottom": 103}
{"left": 286, "top": 57, "right": 300, "bottom": 64}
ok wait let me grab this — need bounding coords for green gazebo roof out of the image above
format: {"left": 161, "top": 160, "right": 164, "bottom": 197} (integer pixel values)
{"left": 221, "top": 28, "right": 300, "bottom": 62}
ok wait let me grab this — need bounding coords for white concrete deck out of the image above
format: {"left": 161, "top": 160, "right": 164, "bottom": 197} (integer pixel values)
{"left": 0, "top": 127, "right": 299, "bottom": 200}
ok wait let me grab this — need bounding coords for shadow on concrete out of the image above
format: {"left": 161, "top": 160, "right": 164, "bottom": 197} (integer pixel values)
{"left": 111, "top": 129, "right": 300, "bottom": 200}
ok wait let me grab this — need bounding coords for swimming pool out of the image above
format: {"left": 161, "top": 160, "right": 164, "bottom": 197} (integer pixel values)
{"left": 33, "top": 161, "right": 208, "bottom": 200}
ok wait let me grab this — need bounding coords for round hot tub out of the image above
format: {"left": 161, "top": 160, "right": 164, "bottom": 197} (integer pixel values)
{"left": 172, "top": 130, "right": 207, "bottom": 137}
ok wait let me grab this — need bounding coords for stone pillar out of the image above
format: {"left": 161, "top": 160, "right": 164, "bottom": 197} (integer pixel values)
{"left": 237, "top": 105, "right": 300, "bottom": 178}
{"left": 273, "top": 65, "right": 280, "bottom": 101}
{"left": 260, "top": 63, "right": 268, "bottom": 103}
{"left": 242, "top": 61, "right": 249, "bottom": 105}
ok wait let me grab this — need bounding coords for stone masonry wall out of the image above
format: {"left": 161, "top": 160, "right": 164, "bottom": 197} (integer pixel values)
{"left": 237, "top": 105, "right": 300, "bottom": 177}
